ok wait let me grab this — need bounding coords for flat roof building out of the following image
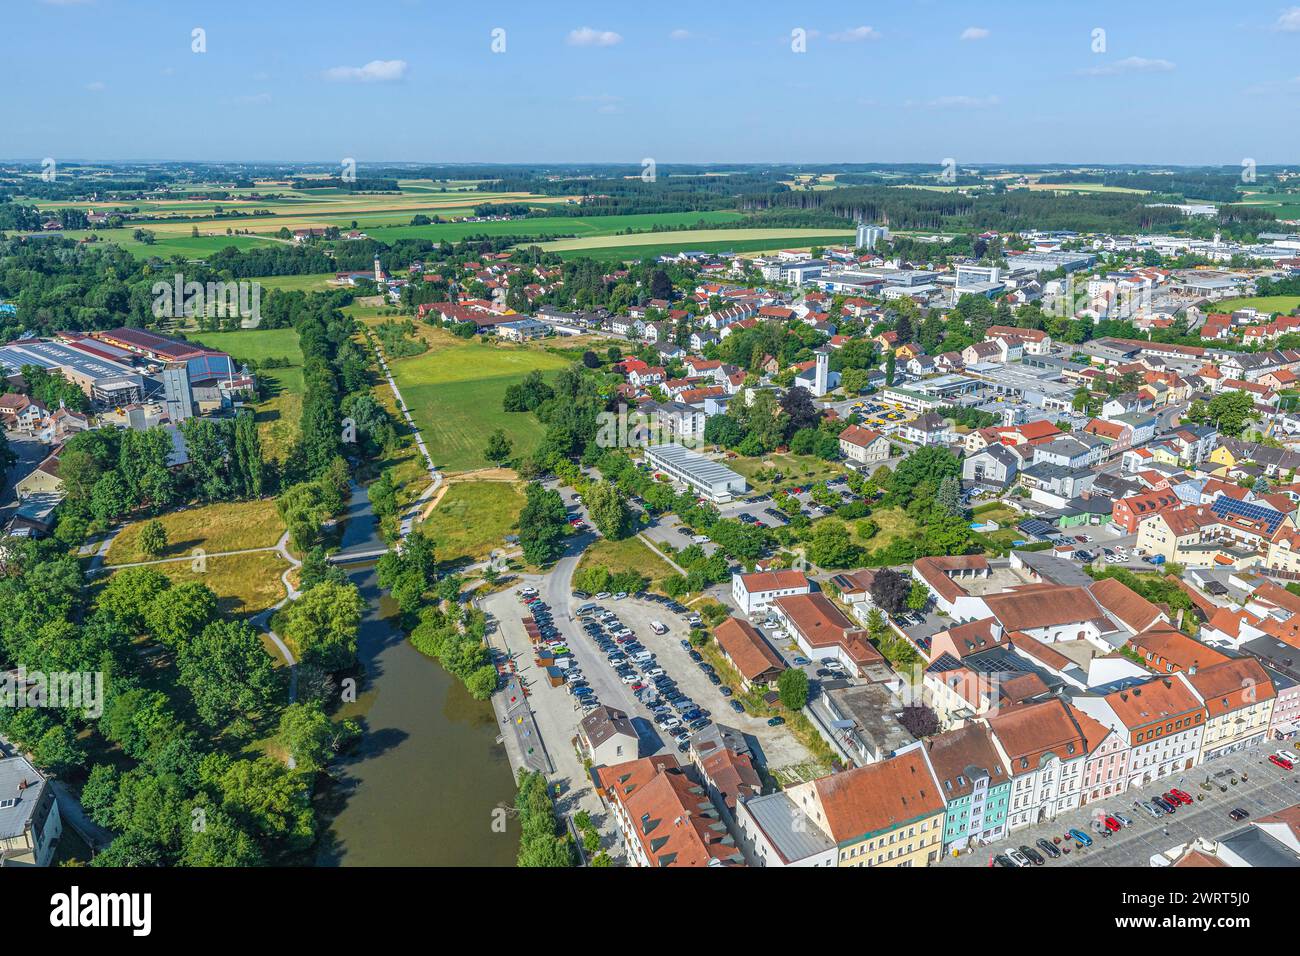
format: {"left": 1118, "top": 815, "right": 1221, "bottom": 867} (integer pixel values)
{"left": 643, "top": 442, "right": 747, "bottom": 503}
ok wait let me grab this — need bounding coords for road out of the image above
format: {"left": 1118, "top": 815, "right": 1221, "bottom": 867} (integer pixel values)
{"left": 944, "top": 738, "right": 1300, "bottom": 868}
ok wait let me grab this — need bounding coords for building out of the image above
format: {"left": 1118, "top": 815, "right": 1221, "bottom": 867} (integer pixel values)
{"left": 838, "top": 424, "right": 890, "bottom": 465}
{"left": 731, "top": 569, "right": 811, "bottom": 617}
{"left": 1188, "top": 658, "right": 1276, "bottom": 762}
{"left": 743, "top": 744, "right": 945, "bottom": 867}
{"left": 988, "top": 698, "right": 1088, "bottom": 832}
{"left": 856, "top": 223, "right": 890, "bottom": 250}
{"left": 925, "top": 723, "right": 1012, "bottom": 851}
{"left": 0, "top": 338, "right": 145, "bottom": 406}
{"left": 593, "top": 756, "right": 744, "bottom": 867}
{"left": 0, "top": 756, "right": 62, "bottom": 867}
{"left": 495, "top": 318, "right": 551, "bottom": 342}
{"left": 770, "top": 592, "right": 887, "bottom": 678}
{"left": 1072, "top": 674, "right": 1205, "bottom": 788}
{"left": 578, "top": 705, "right": 641, "bottom": 766}
{"left": 643, "top": 442, "right": 747, "bottom": 503}
{"left": 712, "top": 617, "right": 786, "bottom": 691}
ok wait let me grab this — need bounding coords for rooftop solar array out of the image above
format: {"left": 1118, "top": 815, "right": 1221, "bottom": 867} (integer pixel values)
{"left": 1210, "top": 495, "right": 1287, "bottom": 535}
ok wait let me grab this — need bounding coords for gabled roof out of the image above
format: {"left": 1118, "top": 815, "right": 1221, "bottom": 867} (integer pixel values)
{"left": 813, "top": 747, "right": 943, "bottom": 840}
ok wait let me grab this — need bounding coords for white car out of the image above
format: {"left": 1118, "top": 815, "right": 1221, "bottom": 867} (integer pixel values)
{"left": 620, "top": 674, "right": 640, "bottom": 685}
{"left": 650, "top": 621, "right": 668, "bottom": 635}
{"left": 643, "top": 667, "right": 665, "bottom": 679}
{"left": 658, "top": 718, "right": 681, "bottom": 730}
{"left": 1006, "top": 848, "right": 1031, "bottom": 868}
{"left": 595, "top": 592, "right": 611, "bottom": 599}
{"left": 613, "top": 591, "right": 628, "bottom": 600}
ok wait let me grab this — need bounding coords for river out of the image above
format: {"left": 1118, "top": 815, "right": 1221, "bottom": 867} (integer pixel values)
{"left": 314, "top": 484, "right": 518, "bottom": 866}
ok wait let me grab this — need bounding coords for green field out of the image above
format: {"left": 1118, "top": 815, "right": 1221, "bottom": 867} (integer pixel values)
{"left": 253, "top": 273, "right": 336, "bottom": 292}
{"left": 381, "top": 329, "right": 571, "bottom": 473}
{"left": 542, "top": 233, "right": 855, "bottom": 262}
{"left": 55, "top": 231, "right": 274, "bottom": 259}
{"left": 193, "top": 327, "right": 304, "bottom": 367}
{"left": 1209, "top": 295, "right": 1300, "bottom": 315}
{"left": 421, "top": 480, "right": 525, "bottom": 565}
{"left": 364, "top": 210, "right": 745, "bottom": 244}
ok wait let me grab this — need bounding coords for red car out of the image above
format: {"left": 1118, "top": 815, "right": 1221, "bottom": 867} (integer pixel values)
{"left": 1169, "top": 788, "right": 1194, "bottom": 806}
{"left": 1270, "top": 753, "right": 1295, "bottom": 770}
{"left": 1103, "top": 816, "right": 1122, "bottom": 832}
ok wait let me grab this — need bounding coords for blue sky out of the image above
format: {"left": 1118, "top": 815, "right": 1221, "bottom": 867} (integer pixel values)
{"left": 6, "top": 0, "right": 1300, "bottom": 165}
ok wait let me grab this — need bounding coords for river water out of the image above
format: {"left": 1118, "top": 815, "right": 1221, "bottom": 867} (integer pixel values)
{"left": 314, "top": 485, "right": 518, "bottom": 866}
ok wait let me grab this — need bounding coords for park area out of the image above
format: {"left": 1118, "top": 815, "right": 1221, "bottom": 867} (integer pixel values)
{"left": 104, "top": 499, "right": 286, "bottom": 566}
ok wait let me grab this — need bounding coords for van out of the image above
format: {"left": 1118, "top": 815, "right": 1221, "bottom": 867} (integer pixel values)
{"left": 650, "top": 621, "right": 668, "bottom": 635}
{"left": 633, "top": 651, "right": 655, "bottom": 663}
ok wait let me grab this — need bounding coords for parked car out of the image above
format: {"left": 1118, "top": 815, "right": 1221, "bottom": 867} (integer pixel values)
{"left": 792, "top": 657, "right": 811, "bottom": 666}
{"left": 1068, "top": 828, "right": 1093, "bottom": 848}
{"left": 1151, "top": 796, "right": 1176, "bottom": 814}
{"left": 1035, "top": 838, "right": 1061, "bottom": 859}
{"left": 1018, "top": 845, "right": 1045, "bottom": 866}
{"left": 1006, "top": 848, "right": 1031, "bottom": 868}
{"left": 1113, "top": 812, "right": 1132, "bottom": 828}
{"left": 993, "top": 854, "right": 1014, "bottom": 868}
{"left": 1135, "top": 800, "right": 1164, "bottom": 820}
{"left": 1168, "top": 788, "right": 1193, "bottom": 806}
{"left": 719, "top": 686, "right": 733, "bottom": 697}
{"left": 1271, "top": 751, "right": 1295, "bottom": 770}
{"left": 1103, "top": 816, "right": 1122, "bottom": 832}
{"left": 729, "top": 700, "right": 745, "bottom": 713}
{"left": 766, "top": 716, "right": 785, "bottom": 727}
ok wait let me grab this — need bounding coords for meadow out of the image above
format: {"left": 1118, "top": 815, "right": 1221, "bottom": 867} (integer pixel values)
{"left": 105, "top": 498, "right": 287, "bottom": 565}
{"left": 1210, "top": 295, "right": 1300, "bottom": 315}
{"left": 420, "top": 480, "right": 526, "bottom": 566}
{"left": 374, "top": 326, "right": 571, "bottom": 472}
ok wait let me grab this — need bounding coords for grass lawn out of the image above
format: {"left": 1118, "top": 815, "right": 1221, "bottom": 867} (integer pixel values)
{"left": 1208, "top": 295, "right": 1300, "bottom": 315}
{"left": 106, "top": 499, "right": 286, "bottom": 565}
{"left": 128, "top": 550, "right": 292, "bottom": 617}
{"left": 380, "top": 329, "right": 571, "bottom": 472}
{"left": 252, "top": 273, "right": 336, "bottom": 292}
{"left": 577, "top": 534, "right": 677, "bottom": 590}
{"left": 365, "top": 210, "right": 744, "bottom": 244}
{"left": 421, "top": 480, "right": 525, "bottom": 566}
{"left": 727, "top": 453, "right": 848, "bottom": 493}
{"left": 853, "top": 506, "right": 918, "bottom": 547}
{"left": 192, "top": 327, "right": 304, "bottom": 366}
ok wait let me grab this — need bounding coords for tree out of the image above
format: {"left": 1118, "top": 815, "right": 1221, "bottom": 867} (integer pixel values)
{"left": 778, "top": 668, "right": 809, "bottom": 710}
{"left": 806, "top": 520, "right": 862, "bottom": 569}
{"left": 138, "top": 520, "right": 167, "bottom": 559}
{"left": 585, "top": 480, "right": 631, "bottom": 540}
{"left": 176, "top": 620, "right": 283, "bottom": 727}
{"left": 906, "top": 580, "right": 930, "bottom": 612}
{"left": 233, "top": 408, "right": 264, "bottom": 498}
{"left": 869, "top": 568, "right": 912, "bottom": 615}
{"left": 276, "top": 701, "right": 338, "bottom": 775}
{"left": 283, "top": 580, "right": 364, "bottom": 671}
{"left": 884, "top": 350, "right": 896, "bottom": 386}
{"left": 935, "top": 475, "right": 964, "bottom": 517}
{"left": 145, "top": 581, "right": 219, "bottom": 646}
{"left": 518, "top": 482, "right": 568, "bottom": 565}
{"left": 484, "top": 429, "right": 513, "bottom": 466}
{"left": 98, "top": 567, "right": 171, "bottom": 633}
{"left": 779, "top": 386, "right": 821, "bottom": 439}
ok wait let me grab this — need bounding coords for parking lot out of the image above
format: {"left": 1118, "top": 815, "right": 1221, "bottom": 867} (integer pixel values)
{"left": 944, "top": 739, "right": 1300, "bottom": 868}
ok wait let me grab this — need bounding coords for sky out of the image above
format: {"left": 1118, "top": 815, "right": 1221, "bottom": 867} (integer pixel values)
{"left": 6, "top": 0, "right": 1300, "bottom": 166}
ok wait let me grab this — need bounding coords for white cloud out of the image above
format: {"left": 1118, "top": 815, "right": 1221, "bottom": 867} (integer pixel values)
{"left": 1080, "top": 56, "right": 1175, "bottom": 76}
{"left": 324, "top": 59, "right": 408, "bottom": 83}
{"left": 85, "top": 80, "right": 106, "bottom": 92}
{"left": 670, "top": 29, "right": 694, "bottom": 41}
{"left": 567, "top": 27, "right": 622, "bottom": 47}
{"left": 829, "top": 26, "right": 881, "bottom": 42}
{"left": 960, "top": 26, "right": 990, "bottom": 41}
{"left": 1276, "top": 7, "right": 1300, "bottom": 31}
{"left": 913, "top": 94, "right": 1001, "bottom": 110}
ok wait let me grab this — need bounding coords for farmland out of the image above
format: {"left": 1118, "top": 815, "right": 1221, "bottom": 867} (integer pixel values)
{"left": 373, "top": 326, "right": 571, "bottom": 473}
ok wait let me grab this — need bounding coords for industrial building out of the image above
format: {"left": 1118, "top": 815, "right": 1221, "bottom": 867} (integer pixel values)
{"left": 0, "top": 338, "right": 144, "bottom": 406}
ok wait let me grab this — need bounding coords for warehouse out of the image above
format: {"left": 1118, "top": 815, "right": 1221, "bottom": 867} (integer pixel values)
{"left": 0, "top": 338, "right": 145, "bottom": 406}
{"left": 643, "top": 442, "right": 748, "bottom": 503}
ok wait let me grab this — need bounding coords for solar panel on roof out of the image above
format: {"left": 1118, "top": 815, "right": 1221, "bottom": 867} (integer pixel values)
{"left": 1211, "top": 496, "right": 1286, "bottom": 534}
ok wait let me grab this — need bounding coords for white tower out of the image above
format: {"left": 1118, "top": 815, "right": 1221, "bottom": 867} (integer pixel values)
{"left": 813, "top": 350, "right": 829, "bottom": 397}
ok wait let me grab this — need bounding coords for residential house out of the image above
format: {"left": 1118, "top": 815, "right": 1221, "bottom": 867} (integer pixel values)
{"left": 579, "top": 705, "right": 641, "bottom": 766}
{"left": 987, "top": 698, "right": 1088, "bottom": 832}
{"left": 731, "top": 569, "right": 811, "bottom": 617}
{"left": 924, "top": 723, "right": 1012, "bottom": 850}
{"left": 838, "top": 425, "right": 890, "bottom": 465}
{"left": 713, "top": 617, "right": 786, "bottom": 691}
